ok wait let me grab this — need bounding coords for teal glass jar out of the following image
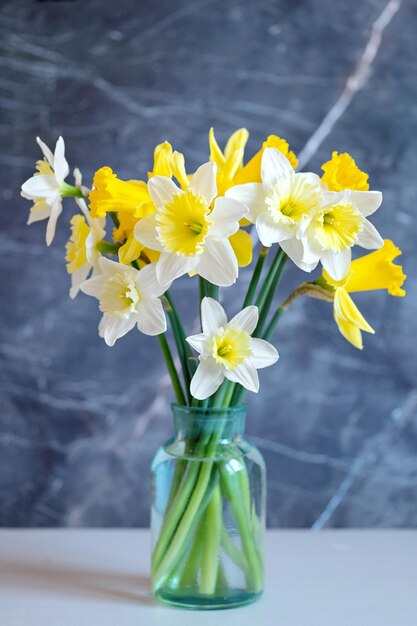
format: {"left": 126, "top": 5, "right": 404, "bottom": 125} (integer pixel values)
{"left": 151, "top": 404, "right": 266, "bottom": 610}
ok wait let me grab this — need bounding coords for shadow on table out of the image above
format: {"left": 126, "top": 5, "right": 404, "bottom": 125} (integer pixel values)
{"left": 0, "top": 557, "right": 156, "bottom": 606}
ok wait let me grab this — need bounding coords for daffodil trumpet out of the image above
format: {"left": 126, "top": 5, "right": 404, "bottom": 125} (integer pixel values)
{"left": 21, "top": 130, "right": 406, "bottom": 609}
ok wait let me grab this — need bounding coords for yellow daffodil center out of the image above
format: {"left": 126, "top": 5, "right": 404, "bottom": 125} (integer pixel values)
{"left": 266, "top": 179, "right": 321, "bottom": 225}
{"left": 321, "top": 152, "right": 369, "bottom": 191}
{"left": 100, "top": 272, "right": 141, "bottom": 316}
{"left": 66, "top": 215, "right": 89, "bottom": 273}
{"left": 157, "top": 189, "right": 211, "bottom": 256}
{"left": 36, "top": 159, "right": 53, "bottom": 176}
{"left": 89, "top": 166, "right": 152, "bottom": 219}
{"left": 314, "top": 203, "right": 362, "bottom": 252}
{"left": 212, "top": 326, "right": 252, "bottom": 370}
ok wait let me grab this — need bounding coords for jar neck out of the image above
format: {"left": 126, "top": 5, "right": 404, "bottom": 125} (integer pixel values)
{"left": 172, "top": 404, "right": 246, "bottom": 442}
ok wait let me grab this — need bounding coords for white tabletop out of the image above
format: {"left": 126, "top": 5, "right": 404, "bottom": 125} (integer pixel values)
{"left": 0, "top": 529, "right": 416, "bottom": 625}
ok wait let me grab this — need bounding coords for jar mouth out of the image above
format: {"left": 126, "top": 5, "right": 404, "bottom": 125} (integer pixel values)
{"left": 171, "top": 403, "right": 246, "bottom": 416}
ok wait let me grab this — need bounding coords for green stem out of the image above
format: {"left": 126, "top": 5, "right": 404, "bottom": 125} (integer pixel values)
{"left": 255, "top": 252, "right": 287, "bottom": 337}
{"left": 242, "top": 246, "right": 268, "bottom": 307}
{"left": 179, "top": 528, "right": 204, "bottom": 587}
{"left": 157, "top": 334, "right": 186, "bottom": 406}
{"left": 255, "top": 247, "right": 285, "bottom": 311}
{"left": 152, "top": 462, "right": 219, "bottom": 591}
{"left": 61, "top": 182, "right": 84, "bottom": 198}
{"left": 221, "top": 522, "right": 248, "bottom": 572}
{"left": 109, "top": 211, "right": 120, "bottom": 228}
{"left": 163, "top": 292, "right": 195, "bottom": 403}
{"left": 199, "top": 483, "right": 222, "bottom": 594}
{"left": 95, "top": 240, "right": 120, "bottom": 255}
{"left": 263, "top": 306, "right": 285, "bottom": 341}
{"left": 219, "top": 464, "right": 263, "bottom": 591}
{"left": 211, "top": 380, "right": 235, "bottom": 408}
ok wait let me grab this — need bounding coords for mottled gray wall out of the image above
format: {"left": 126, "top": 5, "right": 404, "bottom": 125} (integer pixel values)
{"left": 1, "top": 0, "right": 416, "bottom": 528}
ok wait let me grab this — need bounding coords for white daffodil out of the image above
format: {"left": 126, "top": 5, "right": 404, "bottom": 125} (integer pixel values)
{"left": 299, "top": 188, "right": 384, "bottom": 280}
{"left": 80, "top": 259, "right": 169, "bottom": 346}
{"left": 134, "top": 162, "right": 247, "bottom": 287}
{"left": 21, "top": 136, "right": 74, "bottom": 245}
{"left": 65, "top": 197, "right": 106, "bottom": 299}
{"left": 226, "top": 147, "right": 323, "bottom": 269}
{"left": 186, "top": 297, "right": 279, "bottom": 400}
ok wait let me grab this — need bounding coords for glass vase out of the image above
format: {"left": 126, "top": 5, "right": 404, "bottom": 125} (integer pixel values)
{"left": 151, "top": 404, "right": 266, "bottom": 610}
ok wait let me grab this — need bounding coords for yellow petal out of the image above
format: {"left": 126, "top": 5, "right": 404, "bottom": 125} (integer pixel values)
{"left": 209, "top": 127, "right": 226, "bottom": 168}
{"left": 321, "top": 151, "right": 369, "bottom": 191}
{"left": 344, "top": 239, "right": 406, "bottom": 296}
{"left": 89, "top": 167, "right": 150, "bottom": 218}
{"left": 118, "top": 232, "right": 144, "bottom": 265}
{"left": 224, "top": 128, "right": 249, "bottom": 161}
{"left": 334, "top": 316, "right": 364, "bottom": 350}
{"left": 235, "top": 134, "right": 298, "bottom": 184}
{"left": 151, "top": 142, "right": 173, "bottom": 178}
{"left": 224, "top": 128, "right": 249, "bottom": 179}
{"left": 171, "top": 150, "right": 189, "bottom": 189}
{"left": 229, "top": 229, "right": 253, "bottom": 267}
{"left": 333, "top": 288, "right": 375, "bottom": 350}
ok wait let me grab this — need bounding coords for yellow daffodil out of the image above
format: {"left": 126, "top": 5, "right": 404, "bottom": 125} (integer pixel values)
{"left": 209, "top": 128, "right": 250, "bottom": 196}
{"left": 151, "top": 141, "right": 189, "bottom": 189}
{"left": 89, "top": 166, "right": 152, "bottom": 219}
{"left": 321, "top": 151, "right": 369, "bottom": 192}
{"left": 90, "top": 142, "right": 188, "bottom": 266}
{"left": 322, "top": 240, "right": 406, "bottom": 349}
{"left": 234, "top": 134, "right": 298, "bottom": 184}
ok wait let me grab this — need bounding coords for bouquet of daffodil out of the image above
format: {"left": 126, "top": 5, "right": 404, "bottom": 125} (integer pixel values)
{"left": 21, "top": 129, "right": 406, "bottom": 609}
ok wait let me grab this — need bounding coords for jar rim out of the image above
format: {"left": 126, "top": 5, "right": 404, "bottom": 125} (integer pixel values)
{"left": 171, "top": 403, "right": 246, "bottom": 416}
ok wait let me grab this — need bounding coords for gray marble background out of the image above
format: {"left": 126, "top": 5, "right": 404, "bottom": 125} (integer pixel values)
{"left": 1, "top": 0, "right": 416, "bottom": 528}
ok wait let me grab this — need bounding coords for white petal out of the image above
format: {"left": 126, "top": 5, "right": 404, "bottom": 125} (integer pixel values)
{"left": 136, "top": 262, "right": 167, "bottom": 297}
{"left": 80, "top": 274, "right": 105, "bottom": 298}
{"left": 190, "top": 358, "right": 224, "bottom": 400}
{"left": 73, "top": 167, "right": 82, "bottom": 187}
{"left": 255, "top": 213, "right": 283, "bottom": 247}
{"left": 21, "top": 174, "right": 59, "bottom": 199}
{"left": 45, "top": 198, "right": 63, "bottom": 246}
{"left": 53, "top": 136, "right": 69, "bottom": 184}
{"left": 321, "top": 248, "right": 351, "bottom": 281}
{"left": 69, "top": 263, "right": 91, "bottom": 299}
{"left": 229, "top": 305, "right": 258, "bottom": 334}
{"left": 225, "top": 360, "right": 259, "bottom": 393}
{"left": 226, "top": 183, "right": 266, "bottom": 222}
{"left": 148, "top": 176, "right": 179, "bottom": 208}
{"left": 197, "top": 239, "right": 238, "bottom": 287}
{"left": 156, "top": 251, "right": 194, "bottom": 284}
{"left": 189, "top": 162, "right": 217, "bottom": 205}
{"left": 300, "top": 230, "right": 322, "bottom": 265}
{"left": 201, "top": 297, "right": 227, "bottom": 333}
{"left": 98, "top": 256, "right": 128, "bottom": 276}
{"left": 250, "top": 338, "right": 279, "bottom": 369}
{"left": 348, "top": 190, "right": 382, "bottom": 217}
{"left": 27, "top": 204, "right": 51, "bottom": 224}
{"left": 261, "top": 147, "right": 293, "bottom": 187}
{"left": 186, "top": 332, "right": 208, "bottom": 354}
{"left": 36, "top": 137, "right": 54, "bottom": 166}
{"left": 356, "top": 219, "right": 384, "bottom": 250}
{"left": 134, "top": 214, "right": 162, "bottom": 251}
{"left": 137, "top": 298, "right": 166, "bottom": 336}
{"left": 99, "top": 314, "right": 137, "bottom": 347}
{"left": 280, "top": 237, "right": 318, "bottom": 272}
{"left": 208, "top": 197, "right": 247, "bottom": 239}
